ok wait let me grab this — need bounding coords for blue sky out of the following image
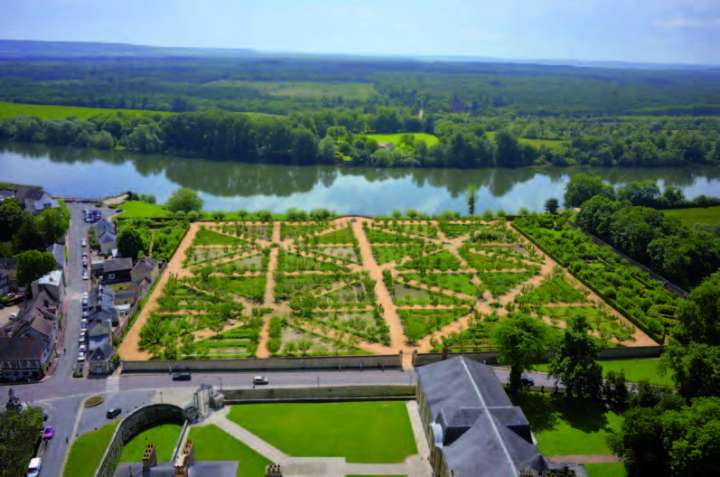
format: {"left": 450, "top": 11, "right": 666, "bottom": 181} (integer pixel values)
{"left": 2, "top": 0, "right": 719, "bottom": 64}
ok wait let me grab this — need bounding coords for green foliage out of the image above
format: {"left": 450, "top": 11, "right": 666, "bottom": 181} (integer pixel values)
{"left": 166, "top": 187, "right": 203, "bottom": 213}
{"left": 117, "top": 227, "right": 146, "bottom": 260}
{"left": 398, "top": 307, "right": 470, "bottom": 344}
{"left": 16, "top": 249, "right": 56, "bottom": 285}
{"left": 0, "top": 406, "right": 43, "bottom": 477}
{"left": 492, "top": 313, "right": 548, "bottom": 393}
{"left": 514, "top": 214, "right": 678, "bottom": 342}
{"left": 548, "top": 317, "right": 603, "bottom": 399}
{"left": 564, "top": 173, "right": 614, "bottom": 207}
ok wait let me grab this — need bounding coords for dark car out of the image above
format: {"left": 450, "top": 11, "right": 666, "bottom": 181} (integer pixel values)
{"left": 106, "top": 407, "right": 122, "bottom": 419}
{"left": 520, "top": 375, "right": 535, "bottom": 387}
{"left": 171, "top": 371, "right": 191, "bottom": 381}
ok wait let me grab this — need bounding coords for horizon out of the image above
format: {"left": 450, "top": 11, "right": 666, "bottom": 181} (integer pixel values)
{"left": 2, "top": 0, "right": 720, "bottom": 66}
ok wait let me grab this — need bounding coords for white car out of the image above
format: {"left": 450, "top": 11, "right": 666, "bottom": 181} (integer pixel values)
{"left": 79, "top": 344, "right": 87, "bottom": 352}
{"left": 80, "top": 324, "right": 88, "bottom": 332}
{"left": 77, "top": 353, "right": 85, "bottom": 362}
{"left": 82, "top": 271, "right": 89, "bottom": 280}
{"left": 27, "top": 457, "right": 41, "bottom": 477}
{"left": 81, "top": 238, "right": 87, "bottom": 247}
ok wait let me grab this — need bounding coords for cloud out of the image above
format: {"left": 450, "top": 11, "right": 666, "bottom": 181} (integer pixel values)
{"left": 655, "top": 17, "right": 720, "bottom": 29}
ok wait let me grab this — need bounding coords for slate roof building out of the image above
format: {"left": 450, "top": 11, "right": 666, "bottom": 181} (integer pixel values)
{"left": 94, "top": 218, "right": 117, "bottom": 256}
{"left": 416, "top": 357, "right": 586, "bottom": 477}
{"left": 102, "top": 257, "right": 133, "bottom": 284}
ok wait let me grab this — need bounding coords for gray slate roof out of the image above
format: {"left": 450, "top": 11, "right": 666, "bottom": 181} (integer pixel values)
{"left": 417, "top": 357, "right": 547, "bottom": 477}
{"left": 103, "top": 258, "right": 133, "bottom": 273}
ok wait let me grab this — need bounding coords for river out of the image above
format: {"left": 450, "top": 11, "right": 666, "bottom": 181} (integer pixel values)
{"left": 1, "top": 142, "right": 719, "bottom": 214}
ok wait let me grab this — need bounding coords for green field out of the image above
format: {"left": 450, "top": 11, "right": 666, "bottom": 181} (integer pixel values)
{"left": 535, "top": 358, "right": 672, "bottom": 387}
{"left": 188, "top": 424, "right": 271, "bottom": 477}
{"left": 208, "top": 80, "right": 377, "bottom": 101}
{"left": 119, "top": 423, "right": 182, "bottom": 463}
{"left": 366, "top": 132, "right": 439, "bottom": 147}
{"left": 228, "top": 401, "right": 417, "bottom": 463}
{"left": 116, "top": 200, "right": 171, "bottom": 218}
{"left": 63, "top": 421, "right": 119, "bottom": 477}
{"left": 516, "top": 393, "right": 623, "bottom": 456}
{"left": 586, "top": 463, "right": 627, "bottom": 477}
{"left": 0, "top": 101, "right": 170, "bottom": 120}
{"left": 664, "top": 206, "right": 720, "bottom": 227}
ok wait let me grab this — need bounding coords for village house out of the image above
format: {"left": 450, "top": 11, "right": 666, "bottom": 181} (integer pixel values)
{"left": 102, "top": 257, "right": 133, "bottom": 284}
{"left": 0, "top": 289, "right": 60, "bottom": 381}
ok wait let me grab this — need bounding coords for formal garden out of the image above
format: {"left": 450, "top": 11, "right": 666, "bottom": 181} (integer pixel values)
{"left": 126, "top": 215, "right": 661, "bottom": 360}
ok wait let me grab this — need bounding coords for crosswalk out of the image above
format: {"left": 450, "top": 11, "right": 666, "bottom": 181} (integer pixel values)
{"left": 105, "top": 375, "right": 120, "bottom": 393}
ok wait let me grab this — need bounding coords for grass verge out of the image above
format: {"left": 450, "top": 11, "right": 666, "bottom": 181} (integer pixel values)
{"left": 119, "top": 423, "right": 182, "bottom": 463}
{"left": 585, "top": 462, "right": 627, "bottom": 477}
{"left": 534, "top": 358, "right": 671, "bottom": 387}
{"left": 63, "top": 421, "right": 119, "bottom": 477}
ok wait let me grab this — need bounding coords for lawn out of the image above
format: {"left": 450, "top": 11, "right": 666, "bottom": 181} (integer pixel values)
{"left": 0, "top": 100, "right": 170, "bottom": 120}
{"left": 228, "top": 401, "right": 417, "bottom": 463}
{"left": 187, "top": 424, "right": 271, "bottom": 477}
{"left": 515, "top": 393, "right": 622, "bottom": 456}
{"left": 664, "top": 206, "right": 720, "bottom": 227}
{"left": 534, "top": 358, "right": 672, "bottom": 387}
{"left": 116, "top": 200, "right": 170, "bottom": 218}
{"left": 119, "top": 423, "right": 182, "bottom": 463}
{"left": 585, "top": 463, "right": 627, "bottom": 477}
{"left": 366, "top": 132, "right": 439, "bottom": 147}
{"left": 63, "top": 421, "right": 119, "bottom": 477}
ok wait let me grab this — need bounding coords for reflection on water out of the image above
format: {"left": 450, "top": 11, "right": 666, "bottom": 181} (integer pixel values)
{"left": 2, "top": 142, "right": 719, "bottom": 214}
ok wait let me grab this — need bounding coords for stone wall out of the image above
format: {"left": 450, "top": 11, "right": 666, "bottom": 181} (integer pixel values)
{"left": 122, "top": 354, "right": 402, "bottom": 373}
{"left": 94, "top": 403, "right": 186, "bottom": 477}
{"left": 222, "top": 384, "right": 416, "bottom": 403}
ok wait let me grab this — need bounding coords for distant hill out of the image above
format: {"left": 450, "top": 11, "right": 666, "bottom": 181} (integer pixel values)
{"left": 0, "top": 39, "right": 258, "bottom": 59}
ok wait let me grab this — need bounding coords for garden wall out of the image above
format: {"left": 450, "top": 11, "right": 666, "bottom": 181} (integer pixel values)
{"left": 413, "top": 346, "right": 664, "bottom": 368}
{"left": 122, "top": 354, "right": 402, "bottom": 373}
{"left": 94, "top": 403, "right": 186, "bottom": 477}
{"left": 222, "top": 384, "right": 416, "bottom": 403}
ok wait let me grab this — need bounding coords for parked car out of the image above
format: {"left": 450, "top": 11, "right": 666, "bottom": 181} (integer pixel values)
{"left": 81, "top": 238, "right": 87, "bottom": 247}
{"left": 253, "top": 375, "right": 269, "bottom": 385}
{"left": 26, "top": 457, "right": 41, "bottom": 477}
{"left": 79, "top": 344, "right": 86, "bottom": 353}
{"left": 82, "top": 271, "right": 89, "bottom": 280}
{"left": 77, "top": 352, "right": 85, "bottom": 362}
{"left": 42, "top": 426, "right": 55, "bottom": 440}
{"left": 172, "top": 371, "right": 192, "bottom": 381}
{"left": 106, "top": 408, "right": 122, "bottom": 419}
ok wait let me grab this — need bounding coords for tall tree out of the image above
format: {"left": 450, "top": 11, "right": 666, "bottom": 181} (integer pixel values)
{"left": 548, "top": 316, "right": 603, "bottom": 399}
{"left": 16, "top": 250, "right": 56, "bottom": 286}
{"left": 492, "top": 313, "right": 548, "bottom": 393}
{"left": 166, "top": 188, "right": 203, "bottom": 213}
{"left": 564, "top": 173, "right": 614, "bottom": 207}
{"left": 117, "top": 228, "right": 146, "bottom": 260}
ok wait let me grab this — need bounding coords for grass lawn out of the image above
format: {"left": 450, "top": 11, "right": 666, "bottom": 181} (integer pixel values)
{"left": 0, "top": 101, "right": 170, "bottom": 120}
{"left": 534, "top": 358, "right": 672, "bottom": 387}
{"left": 188, "top": 424, "right": 271, "bottom": 477}
{"left": 366, "top": 132, "right": 439, "bottom": 147}
{"left": 515, "top": 393, "right": 622, "bottom": 456}
{"left": 115, "top": 200, "right": 171, "bottom": 218}
{"left": 119, "top": 423, "right": 182, "bottom": 463}
{"left": 63, "top": 421, "right": 119, "bottom": 477}
{"left": 664, "top": 206, "right": 720, "bottom": 227}
{"left": 228, "top": 401, "right": 417, "bottom": 463}
{"left": 585, "top": 462, "right": 627, "bottom": 477}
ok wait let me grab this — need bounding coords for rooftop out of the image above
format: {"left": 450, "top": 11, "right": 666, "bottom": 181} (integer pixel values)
{"left": 103, "top": 257, "right": 133, "bottom": 273}
{"left": 417, "top": 357, "right": 549, "bottom": 477}
{"left": 38, "top": 270, "right": 62, "bottom": 287}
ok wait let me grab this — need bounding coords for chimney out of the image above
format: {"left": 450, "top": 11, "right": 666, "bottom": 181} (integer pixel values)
{"left": 142, "top": 443, "right": 157, "bottom": 470}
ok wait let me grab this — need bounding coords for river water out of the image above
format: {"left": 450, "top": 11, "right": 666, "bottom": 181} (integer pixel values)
{"left": 1, "top": 142, "right": 719, "bottom": 214}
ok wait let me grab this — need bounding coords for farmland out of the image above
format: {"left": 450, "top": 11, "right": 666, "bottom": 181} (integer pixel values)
{"left": 120, "top": 214, "right": 657, "bottom": 361}
{"left": 664, "top": 205, "right": 720, "bottom": 227}
{"left": 0, "top": 100, "right": 170, "bottom": 120}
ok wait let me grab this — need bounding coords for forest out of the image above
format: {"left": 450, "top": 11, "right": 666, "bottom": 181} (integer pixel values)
{"left": 0, "top": 40, "right": 719, "bottom": 168}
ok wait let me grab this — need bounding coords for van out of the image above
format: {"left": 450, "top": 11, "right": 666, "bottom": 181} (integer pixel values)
{"left": 27, "top": 457, "right": 41, "bottom": 477}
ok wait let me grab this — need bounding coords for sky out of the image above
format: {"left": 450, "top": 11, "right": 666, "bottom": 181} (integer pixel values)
{"left": 1, "top": 0, "right": 720, "bottom": 65}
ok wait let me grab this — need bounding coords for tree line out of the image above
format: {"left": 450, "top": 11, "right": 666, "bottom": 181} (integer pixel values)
{"left": 2, "top": 108, "right": 719, "bottom": 168}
